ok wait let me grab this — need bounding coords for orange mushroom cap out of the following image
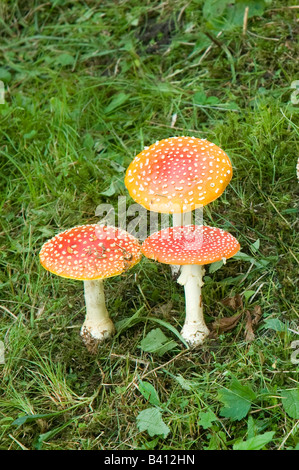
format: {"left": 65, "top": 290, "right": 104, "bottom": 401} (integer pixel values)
{"left": 125, "top": 136, "right": 232, "bottom": 214}
{"left": 141, "top": 225, "right": 240, "bottom": 265}
{"left": 39, "top": 224, "right": 142, "bottom": 281}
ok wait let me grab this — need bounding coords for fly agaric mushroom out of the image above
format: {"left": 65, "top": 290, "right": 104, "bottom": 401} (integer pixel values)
{"left": 124, "top": 135, "right": 232, "bottom": 216}
{"left": 124, "top": 136, "right": 232, "bottom": 273}
{"left": 141, "top": 225, "right": 240, "bottom": 347}
{"left": 39, "top": 224, "right": 141, "bottom": 350}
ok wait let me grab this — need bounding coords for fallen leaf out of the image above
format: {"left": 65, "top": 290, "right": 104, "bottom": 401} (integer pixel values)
{"left": 252, "top": 305, "right": 262, "bottom": 326}
{"left": 244, "top": 305, "right": 262, "bottom": 342}
{"left": 244, "top": 310, "right": 255, "bottom": 342}
{"left": 211, "top": 312, "right": 242, "bottom": 334}
{"left": 221, "top": 294, "right": 243, "bottom": 311}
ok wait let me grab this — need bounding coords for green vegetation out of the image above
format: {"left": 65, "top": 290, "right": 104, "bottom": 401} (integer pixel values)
{"left": 0, "top": 0, "right": 298, "bottom": 450}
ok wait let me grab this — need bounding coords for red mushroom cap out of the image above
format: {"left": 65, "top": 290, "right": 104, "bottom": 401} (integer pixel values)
{"left": 39, "top": 224, "right": 142, "bottom": 280}
{"left": 125, "top": 136, "right": 232, "bottom": 213}
{"left": 141, "top": 225, "right": 240, "bottom": 265}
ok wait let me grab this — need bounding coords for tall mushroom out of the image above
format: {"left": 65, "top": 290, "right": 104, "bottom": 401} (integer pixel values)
{"left": 39, "top": 224, "right": 141, "bottom": 350}
{"left": 141, "top": 225, "right": 240, "bottom": 347}
{"left": 124, "top": 136, "right": 232, "bottom": 273}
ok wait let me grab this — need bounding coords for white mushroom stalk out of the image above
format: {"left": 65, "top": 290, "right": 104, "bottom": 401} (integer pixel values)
{"left": 171, "top": 211, "right": 192, "bottom": 277}
{"left": 171, "top": 207, "right": 203, "bottom": 277}
{"left": 81, "top": 279, "right": 115, "bottom": 343}
{"left": 177, "top": 264, "right": 209, "bottom": 346}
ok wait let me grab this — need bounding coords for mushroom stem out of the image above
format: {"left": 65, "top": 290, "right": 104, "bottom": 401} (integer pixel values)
{"left": 171, "top": 212, "right": 192, "bottom": 276}
{"left": 80, "top": 279, "right": 115, "bottom": 346}
{"left": 177, "top": 264, "right": 210, "bottom": 347}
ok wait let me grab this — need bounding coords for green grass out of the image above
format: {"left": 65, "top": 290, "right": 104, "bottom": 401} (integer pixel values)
{"left": 0, "top": 0, "right": 299, "bottom": 451}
